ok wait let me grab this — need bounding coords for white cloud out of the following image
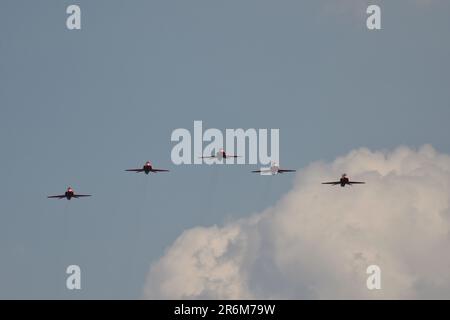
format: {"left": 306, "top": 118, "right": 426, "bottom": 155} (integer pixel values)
{"left": 143, "top": 145, "right": 450, "bottom": 299}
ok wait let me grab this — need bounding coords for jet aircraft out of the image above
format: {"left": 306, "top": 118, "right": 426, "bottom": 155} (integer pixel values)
{"left": 322, "top": 174, "right": 365, "bottom": 187}
{"left": 200, "top": 148, "right": 239, "bottom": 160}
{"left": 252, "top": 162, "right": 296, "bottom": 175}
{"left": 125, "top": 161, "right": 170, "bottom": 174}
{"left": 47, "top": 187, "right": 91, "bottom": 200}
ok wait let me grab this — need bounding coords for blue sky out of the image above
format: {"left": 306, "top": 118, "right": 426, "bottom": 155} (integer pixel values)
{"left": 0, "top": 0, "right": 449, "bottom": 298}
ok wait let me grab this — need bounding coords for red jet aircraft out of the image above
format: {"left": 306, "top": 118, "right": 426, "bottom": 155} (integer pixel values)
{"left": 200, "top": 148, "right": 239, "bottom": 160}
{"left": 48, "top": 187, "right": 92, "bottom": 200}
{"left": 125, "top": 161, "right": 170, "bottom": 175}
{"left": 322, "top": 174, "right": 365, "bottom": 187}
{"left": 251, "top": 162, "right": 296, "bottom": 175}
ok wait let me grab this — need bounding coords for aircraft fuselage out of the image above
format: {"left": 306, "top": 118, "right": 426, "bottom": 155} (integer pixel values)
{"left": 340, "top": 177, "right": 349, "bottom": 187}
{"left": 65, "top": 191, "right": 74, "bottom": 199}
{"left": 144, "top": 164, "right": 152, "bottom": 174}
{"left": 216, "top": 151, "right": 226, "bottom": 159}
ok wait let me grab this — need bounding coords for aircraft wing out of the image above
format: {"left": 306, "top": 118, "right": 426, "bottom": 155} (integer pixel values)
{"left": 278, "top": 169, "right": 296, "bottom": 173}
{"left": 348, "top": 181, "right": 365, "bottom": 185}
{"left": 322, "top": 181, "right": 340, "bottom": 185}
{"left": 74, "top": 194, "right": 92, "bottom": 198}
{"left": 125, "top": 169, "right": 144, "bottom": 172}
{"left": 151, "top": 169, "right": 169, "bottom": 172}
{"left": 251, "top": 168, "right": 273, "bottom": 173}
{"left": 199, "top": 156, "right": 216, "bottom": 159}
{"left": 47, "top": 195, "right": 65, "bottom": 199}
{"left": 251, "top": 169, "right": 275, "bottom": 175}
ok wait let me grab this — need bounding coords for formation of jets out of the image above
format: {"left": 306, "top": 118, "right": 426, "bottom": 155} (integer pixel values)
{"left": 47, "top": 150, "right": 365, "bottom": 200}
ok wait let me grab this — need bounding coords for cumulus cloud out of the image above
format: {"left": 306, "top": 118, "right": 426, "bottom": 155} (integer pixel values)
{"left": 143, "top": 145, "right": 450, "bottom": 299}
